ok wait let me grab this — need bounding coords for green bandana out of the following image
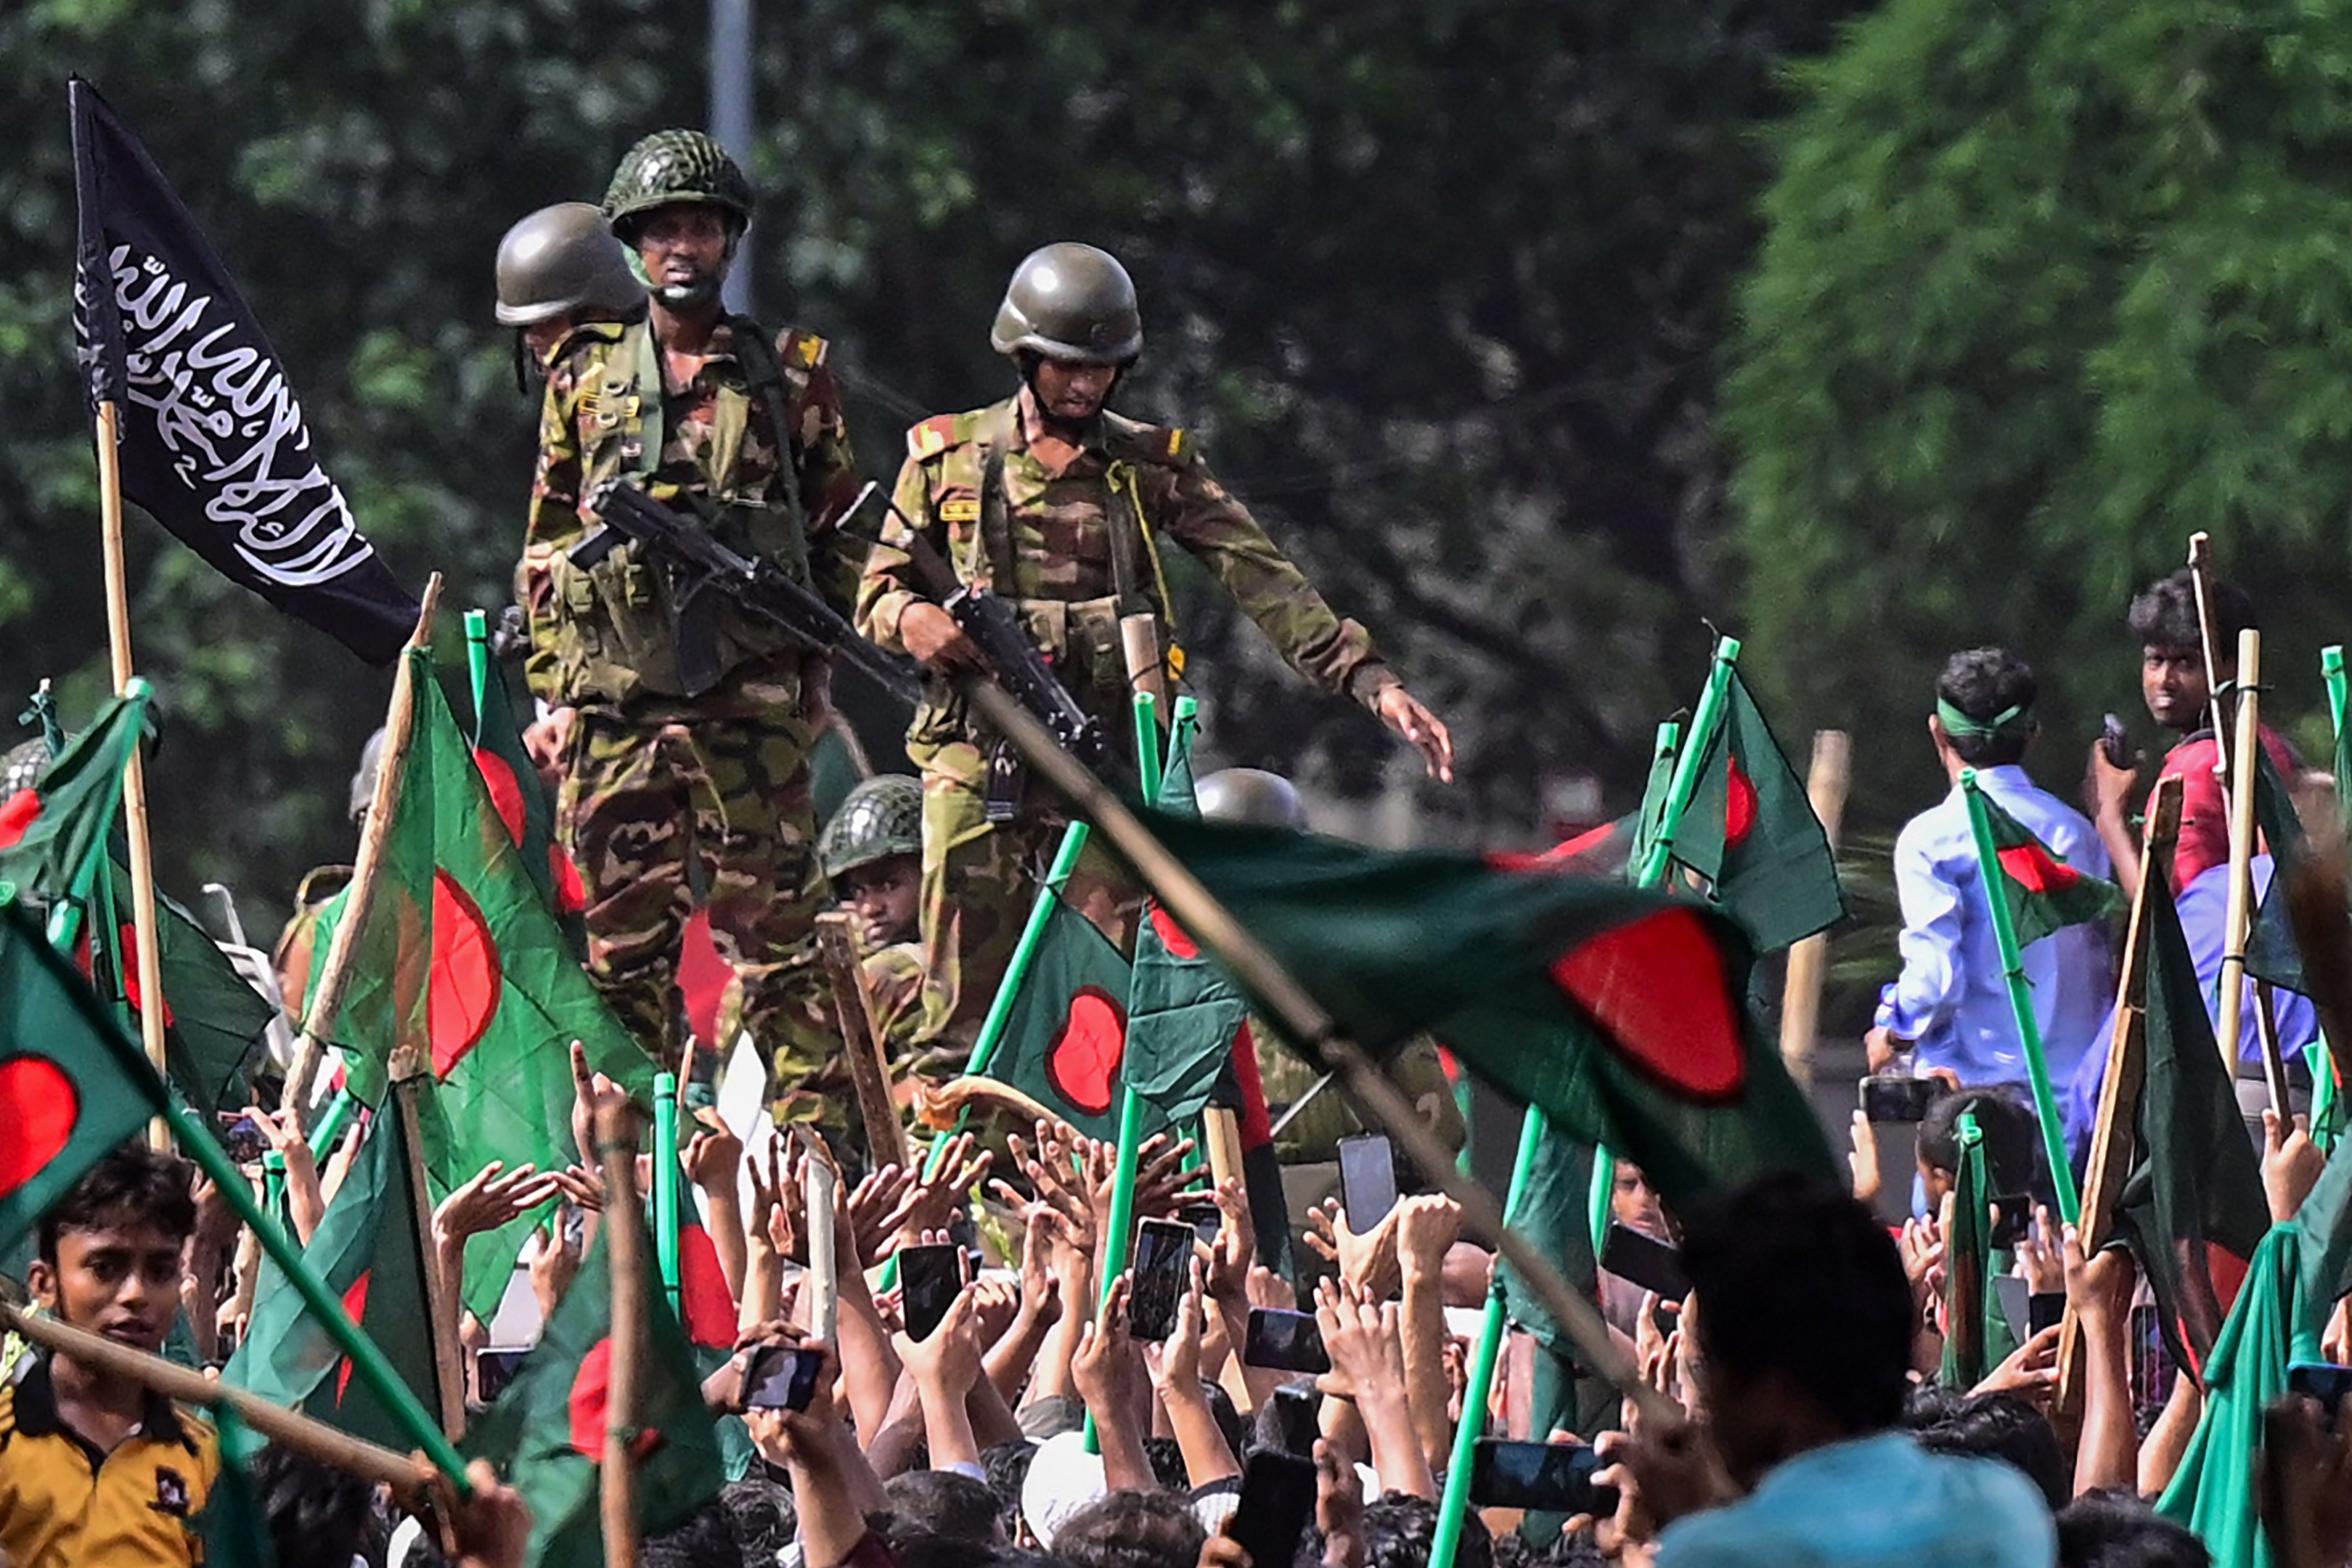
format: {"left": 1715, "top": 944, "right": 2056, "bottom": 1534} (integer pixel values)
{"left": 1937, "top": 697, "right": 2032, "bottom": 740}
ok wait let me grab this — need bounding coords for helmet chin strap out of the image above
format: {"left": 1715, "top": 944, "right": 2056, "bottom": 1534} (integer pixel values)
{"left": 623, "top": 233, "right": 734, "bottom": 314}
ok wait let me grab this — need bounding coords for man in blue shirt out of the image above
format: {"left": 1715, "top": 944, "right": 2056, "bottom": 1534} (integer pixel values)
{"left": 1868, "top": 647, "right": 2115, "bottom": 1093}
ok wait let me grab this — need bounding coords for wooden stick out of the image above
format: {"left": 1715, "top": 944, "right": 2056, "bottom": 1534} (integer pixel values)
{"left": 1, "top": 1304, "right": 427, "bottom": 1500}
{"left": 597, "top": 1099, "right": 645, "bottom": 1568}
{"left": 1200, "top": 1105, "right": 1244, "bottom": 1196}
{"left": 93, "top": 399, "right": 171, "bottom": 1148}
{"left": 959, "top": 677, "right": 1675, "bottom": 1428}
{"left": 2186, "top": 532, "right": 2234, "bottom": 778}
{"left": 2217, "top": 629, "right": 2263, "bottom": 1085}
{"left": 280, "top": 575, "right": 443, "bottom": 1125}
{"left": 814, "top": 912, "right": 909, "bottom": 1170}
{"left": 1121, "top": 613, "right": 1169, "bottom": 711}
{"left": 395, "top": 1079, "right": 467, "bottom": 1437}
{"left": 1778, "top": 730, "right": 1850, "bottom": 1085}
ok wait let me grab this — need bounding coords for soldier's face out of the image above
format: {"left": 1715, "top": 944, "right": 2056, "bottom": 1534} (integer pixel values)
{"left": 1033, "top": 358, "right": 1118, "bottom": 423}
{"left": 634, "top": 203, "right": 732, "bottom": 296}
{"left": 841, "top": 855, "right": 921, "bottom": 947}
{"left": 523, "top": 314, "right": 578, "bottom": 367}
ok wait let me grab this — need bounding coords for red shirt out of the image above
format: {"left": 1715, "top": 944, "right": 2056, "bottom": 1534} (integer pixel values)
{"left": 2157, "top": 725, "right": 2301, "bottom": 887}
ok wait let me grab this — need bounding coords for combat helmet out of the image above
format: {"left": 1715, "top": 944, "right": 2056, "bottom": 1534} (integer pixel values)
{"left": 603, "top": 131, "right": 755, "bottom": 237}
{"left": 817, "top": 775, "right": 924, "bottom": 881}
{"left": 1196, "top": 768, "right": 1308, "bottom": 831}
{"left": 495, "top": 203, "right": 648, "bottom": 327}
{"left": 990, "top": 243, "right": 1143, "bottom": 364}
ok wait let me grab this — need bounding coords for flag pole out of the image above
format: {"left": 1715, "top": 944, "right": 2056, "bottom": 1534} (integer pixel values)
{"left": 2215, "top": 629, "right": 2282, "bottom": 1106}
{"left": 393, "top": 1082, "right": 468, "bottom": 1437}
{"left": 1778, "top": 730, "right": 1851, "bottom": 1086}
{"left": 596, "top": 1096, "right": 647, "bottom": 1568}
{"left": 280, "top": 575, "right": 444, "bottom": 1128}
{"left": 93, "top": 398, "right": 172, "bottom": 1147}
{"left": 1940, "top": 1114, "right": 1987, "bottom": 1387}
{"left": 1958, "top": 769, "right": 2081, "bottom": 1224}
{"left": 955, "top": 677, "right": 1675, "bottom": 1432}
{"left": 2186, "top": 533, "right": 2234, "bottom": 778}
{"left": 464, "top": 608, "right": 494, "bottom": 722}
{"left": 653, "top": 1071, "right": 682, "bottom": 1319}
{"left": 37, "top": 679, "right": 151, "bottom": 957}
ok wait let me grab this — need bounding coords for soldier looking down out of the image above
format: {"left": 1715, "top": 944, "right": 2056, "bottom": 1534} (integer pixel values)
{"left": 857, "top": 242, "right": 1454, "bottom": 1050}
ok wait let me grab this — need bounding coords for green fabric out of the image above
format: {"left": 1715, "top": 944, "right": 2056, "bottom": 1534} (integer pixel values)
{"left": 1672, "top": 669, "right": 1845, "bottom": 955}
{"left": 1935, "top": 697, "right": 2031, "bottom": 740}
{"left": 1497, "top": 1132, "right": 1601, "bottom": 1360}
{"left": 462, "top": 1206, "right": 724, "bottom": 1568}
{"left": 1975, "top": 789, "right": 2127, "bottom": 946}
{"left": 2115, "top": 862, "right": 2272, "bottom": 1381}
{"left": 94, "top": 859, "right": 274, "bottom": 1118}
{"left": 0, "top": 688, "right": 143, "bottom": 902}
{"left": 223, "top": 1095, "right": 441, "bottom": 1453}
{"left": 197, "top": 1404, "right": 280, "bottom": 1568}
{"left": 463, "top": 664, "right": 582, "bottom": 951}
{"left": 984, "top": 893, "right": 1135, "bottom": 1142}
{"left": 1145, "top": 812, "right": 1838, "bottom": 1210}
{"left": 0, "top": 895, "right": 168, "bottom": 1256}
{"left": 1940, "top": 1114, "right": 1993, "bottom": 1388}
{"left": 311, "top": 649, "right": 652, "bottom": 1319}
{"left": 2245, "top": 745, "right": 2311, "bottom": 996}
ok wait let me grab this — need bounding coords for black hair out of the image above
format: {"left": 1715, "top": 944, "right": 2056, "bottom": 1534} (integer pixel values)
{"left": 719, "top": 1476, "right": 796, "bottom": 1562}
{"left": 1935, "top": 647, "right": 2039, "bottom": 767}
{"left": 2130, "top": 569, "right": 2253, "bottom": 657}
{"left": 883, "top": 1469, "right": 1007, "bottom": 1546}
{"left": 1678, "top": 1173, "right": 1914, "bottom": 1435}
{"left": 1051, "top": 1489, "right": 1206, "bottom": 1568}
{"left": 642, "top": 1499, "right": 744, "bottom": 1568}
{"left": 38, "top": 1142, "right": 196, "bottom": 1264}
{"left": 2056, "top": 1488, "right": 2212, "bottom": 1568}
{"left": 1903, "top": 1387, "right": 2067, "bottom": 1508}
{"left": 249, "top": 1445, "right": 382, "bottom": 1568}
{"left": 980, "top": 1439, "right": 1040, "bottom": 1538}
{"left": 1919, "top": 1086, "right": 2047, "bottom": 1204}
{"left": 1357, "top": 1494, "right": 1493, "bottom": 1568}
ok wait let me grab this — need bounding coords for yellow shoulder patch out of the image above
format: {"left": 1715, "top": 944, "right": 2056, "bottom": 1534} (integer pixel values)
{"left": 788, "top": 330, "right": 829, "bottom": 369}
{"left": 1162, "top": 426, "right": 1187, "bottom": 461}
{"left": 907, "top": 414, "right": 960, "bottom": 460}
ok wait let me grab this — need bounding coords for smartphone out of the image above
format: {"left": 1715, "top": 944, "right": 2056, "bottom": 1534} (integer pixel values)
{"left": 743, "top": 1344, "right": 825, "bottom": 1412}
{"left": 476, "top": 1348, "right": 528, "bottom": 1405}
{"left": 1244, "top": 1307, "right": 1329, "bottom": 1374}
{"left": 1268, "top": 1384, "right": 1320, "bottom": 1457}
{"left": 218, "top": 1113, "right": 268, "bottom": 1165}
{"left": 1336, "top": 1132, "right": 1397, "bottom": 1235}
{"left": 1128, "top": 1217, "right": 1196, "bottom": 1342}
{"left": 898, "top": 1243, "right": 962, "bottom": 1342}
{"left": 1179, "top": 1199, "right": 1224, "bottom": 1249}
{"left": 1993, "top": 1275, "right": 2030, "bottom": 1342}
{"left": 2101, "top": 713, "right": 2132, "bottom": 769}
{"left": 1225, "top": 1449, "right": 1318, "bottom": 1568}
{"left": 2288, "top": 1362, "right": 2352, "bottom": 1432}
{"left": 1859, "top": 1074, "right": 1938, "bottom": 1124}
{"left": 1467, "top": 1438, "right": 1617, "bottom": 1516}
{"left": 2030, "top": 1291, "right": 2067, "bottom": 1336}
{"left": 1599, "top": 1222, "right": 1687, "bottom": 1300}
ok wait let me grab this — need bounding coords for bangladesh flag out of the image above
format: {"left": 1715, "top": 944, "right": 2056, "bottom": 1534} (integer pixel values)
{"left": 0, "top": 892, "right": 168, "bottom": 1255}
{"left": 2157, "top": 1143, "right": 2352, "bottom": 1568}
{"left": 1672, "top": 668, "right": 1844, "bottom": 955}
{"left": 1145, "top": 813, "right": 1838, "bottom": 1209}
{"left": 462, "top": 1206, "right": 724, "bottom": 1568}
{"left": 197, "top": 1405, "right": 279, "bottom": 1568}
{"left": 0, "top": 685, "right": 146, "bottom": 902}
{"left": 1939, "top": 1113, "right": 1993, "bottom": 1389}
{"left": 2112, "top": 861, "right": 2271, "bottom": 1383}
{"left": 1975, "top": 790, "right": 2126, "bottom": 946}
{"left": 463, "top": 663, "right": 586, "bottom": 939}
{"left": 223, "top": 1095, "right": 442, "bottom": 1450}
{"left": 313, "top": 648, "right": 652, "bottom": 1318}
{"left": 81, "top": 860, "right": 276, "bottom": 1118}
{"left": 984, "top": 892, "right": 1133, "bottom": 1143}
{"left": 663, "top": 1153, "right": 746, "bottom": 1357}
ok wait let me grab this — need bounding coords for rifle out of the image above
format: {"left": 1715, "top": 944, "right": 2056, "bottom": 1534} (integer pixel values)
{"left": 840, "top": 483, "right": 1114, "bottom": 814}
{"left": 577, "top": 479, "right": 920, "bottom": 704}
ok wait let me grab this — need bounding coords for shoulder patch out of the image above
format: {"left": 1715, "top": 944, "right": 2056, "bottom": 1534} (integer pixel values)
{"left": 781, "top": 329, "right": 829, "bottom": 369}
{"left": 907, "top": 412, "right": 974, "bottom": 460}
{"left": 1107, "top": 414, "right": 1189, "bottom": 465}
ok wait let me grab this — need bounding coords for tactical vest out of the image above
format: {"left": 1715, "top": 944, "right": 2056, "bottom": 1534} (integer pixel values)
{"left": 549, "top": 317, "right": 820, "bottom": 702}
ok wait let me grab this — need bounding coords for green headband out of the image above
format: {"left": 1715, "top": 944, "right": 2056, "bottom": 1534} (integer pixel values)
{"left": 1937, "top": 697, "right": 2032, "bottom": 740}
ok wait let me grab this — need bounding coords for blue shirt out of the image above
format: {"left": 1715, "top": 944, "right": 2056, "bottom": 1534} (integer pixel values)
{"left": 1877, "top": 765, "right": 2116, "bottom": 1090}
{"left": 1654, "top": 1431, "right": 2054, "bottom": 1568}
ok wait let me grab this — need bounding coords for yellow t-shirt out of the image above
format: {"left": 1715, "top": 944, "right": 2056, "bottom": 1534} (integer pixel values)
{"left": 0, "top": 1354, "right": 221, "bottom": 1568}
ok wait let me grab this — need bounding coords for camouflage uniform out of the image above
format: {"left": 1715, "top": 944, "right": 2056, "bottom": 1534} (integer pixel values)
{"left": 523, "top": 314, "right": 864, "bottom": 1121}
{"left": 857, "top": 396, "right": 1397, "bottom": 1050}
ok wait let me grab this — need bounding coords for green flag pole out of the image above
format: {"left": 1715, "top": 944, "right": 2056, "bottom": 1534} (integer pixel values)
{"left": 262, "top": 1149, "right": 287, "bottom": 1230}
{"left": 1958, "top": 769, "right": 2082, "bottom": 1225}
{"left": 1434, "top": 688, "right": 1723, "bottom": 1568}
{"left": 462, "top": 609, "right": 494, "bottom": 726}
{"left": 654, "top": 1070, "right": 682, "bottom": 1317}
{"left": 306, "top": 1087, "right": 358, "bottom": 1164}
{"left": 2315, "top": 646, "right": 2348, "bottom": 1153}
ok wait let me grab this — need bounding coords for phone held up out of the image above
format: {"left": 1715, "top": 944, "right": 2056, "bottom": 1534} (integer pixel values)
{"left": 1336, "top": 1132, "right": 1398, "bottom": 1236}
{"left": 1468, "top": 1438, "right": 1617, "bottom": 1516}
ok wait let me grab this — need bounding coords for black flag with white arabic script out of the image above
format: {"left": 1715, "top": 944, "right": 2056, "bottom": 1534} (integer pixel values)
{"left": 69, "top": 78, "right": 418, "bottom": 665}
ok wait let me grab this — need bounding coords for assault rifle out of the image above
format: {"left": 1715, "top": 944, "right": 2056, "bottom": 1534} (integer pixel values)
{"left": 579, "top": 479, "right": 920, "bottom": 704}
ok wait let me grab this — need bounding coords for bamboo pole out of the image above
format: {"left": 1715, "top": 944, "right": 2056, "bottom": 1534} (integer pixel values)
{"left": 2216, "top": 629, "right": 2263, "bottom": 1088}
{"left": 93, "top": 399, "right": 171, "bottom": 1148}
{"left": 597, "top": 1099, "right": 645, "bottom": 1568}
{"left": 280, "top": 576, "right": 443, "bottom": 1126}
{"left": 816, "top": 911, "right": 912, "bottom": 1169}
{"left": 1778, "top": 730, "right": 1851, "bottom": 1085}
{"left": 395, "top": 1079, "right": 467, "bottom": 1438}
{"left": 2186, "top": 533, "right": 2234, "bottom": 778}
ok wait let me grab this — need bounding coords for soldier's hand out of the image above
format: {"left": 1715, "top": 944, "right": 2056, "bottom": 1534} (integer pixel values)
{"left": 899, "top": 603, "right": 984, "bottom": 672}
{"left": 1374, "top": 684, "right": 1455, "bottom": 783}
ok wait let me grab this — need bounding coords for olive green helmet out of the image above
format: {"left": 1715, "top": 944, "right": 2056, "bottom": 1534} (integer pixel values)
{"left": 494, "top": 203, "right": 648, "bottom": 327}
{"left": 1196, "top": 768, "right": 1308, "bottom": 830}
{"left": 818, "top": 775, "right": 925, "bottom": 881}
{"left": 989, "top": 242, "right": 1144, "bottom": 364}
{"left": 602, "top": 130, "right": 755, "bottom": 237}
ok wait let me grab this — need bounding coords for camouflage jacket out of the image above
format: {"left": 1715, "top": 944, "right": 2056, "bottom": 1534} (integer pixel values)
{"left": 522, "top": 316, "right": 862, "bottom": 709}
{"left": 856, "top": 393, "right": 1391, "bottom": 747}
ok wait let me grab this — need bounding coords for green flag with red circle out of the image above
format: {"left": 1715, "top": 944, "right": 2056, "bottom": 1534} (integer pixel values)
{"left": 1672, "top": 668, "right": 1844, "bottom": 955}
{"left": 0, "top": 891, "right": 170, "bottom": 1257}
{"left": 468, "top": 661, "right": 587, "bottom": 944}
{"left": 1976, "top": 791, "right": 2126, "bottom": 947}
{"left": 0, "top": 685, "right": 146, "bottom": 904}
{"left": 984, "top": 893, "right": 1133, "bottom": 1143}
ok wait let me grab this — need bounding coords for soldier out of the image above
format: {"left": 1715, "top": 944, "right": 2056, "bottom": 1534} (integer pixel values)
{"left": 858, "top": 242, "right": 1454, "bottom": 1050}
{"left": 520, "top": 129, "right": 865, "bottom": 1122}
{"left": 492, "top": 201, "right": 647, "bottom": 376}
{"left": 813, "top": 773, "right": 941, "bottom": 1070}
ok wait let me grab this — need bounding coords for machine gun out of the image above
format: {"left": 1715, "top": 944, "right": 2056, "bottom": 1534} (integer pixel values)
{"left": 578, "top": 479, "right": 920, "bottom": 704}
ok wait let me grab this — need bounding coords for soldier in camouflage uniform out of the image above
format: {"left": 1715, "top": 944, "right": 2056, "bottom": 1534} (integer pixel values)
{"left": 857, "top": 242, "right": 1455, "bottom": 1051}
{"left": 814, "top": 774, "right": 947, "bottom": 1076}
{"left": 520, "top": 130, "right": 865, "bottom": 1122}
{"left": 494, "top": 201, "right": 647, "bottom": 377}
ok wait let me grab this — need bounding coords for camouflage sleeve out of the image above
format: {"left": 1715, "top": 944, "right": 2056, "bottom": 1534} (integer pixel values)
{"left": 783, "top": 341, "right": 866, "bottom": 616}
{"left": 1156, "top": 448, "right": 1395, "bottom": 708}
{"left": 522, "top": 359, "right": 589, "bottom": 705}
{"left": 854, "top": 453, "right": 944, "bottom": 654}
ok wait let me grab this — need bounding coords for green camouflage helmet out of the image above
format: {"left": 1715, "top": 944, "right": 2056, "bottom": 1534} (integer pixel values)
{"left": 1196, "top": 768, "right": 1308, "bottom": 830}
{"left": 603, "top": 130, "right": 755, "bottom": 235}
{"left": 817, "top": 775, "right": 925, "bottom": 880}
{"left": 989, "top": 242, "right": 1144, "bottom": 364}
{"left": 495, "top": 203, "right": 648, "bottom": 327}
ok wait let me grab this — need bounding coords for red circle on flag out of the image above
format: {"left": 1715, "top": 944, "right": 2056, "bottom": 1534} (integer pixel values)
{"left": 1723, "top": 762, "right": 1759, "bottom": 850}
{"left": 0, "top": 789, "right": 40, "bottom": 851}
{"left": 550, "top": 844, "right": 588, "bottom": 915}
{"left": 569, "top": 1338, "right": 663, "bottom": 1459}
{"left": 1047, "top": 987, "right": 1127, "bottom": 1116}
{"left": 679, "top": 1224, "right": 738, "bottom": 1349}
{"left": 1548, "top": 907, "right": 1746, "bottom": 1101}
{"left": 0, "top": 1055, "right": 78, "bottom": 1199}
{"left": 430, "top": 871, "right": 503, "bottom": 1076}
{"left": 473, "top": 747, "right": 528, "bottom": 847}
{"left": 1148, "top": 904, "right": 1200, "bottom": 960}
{"left": 1997, "top": 844, "right": 2080, "bottom": 895}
